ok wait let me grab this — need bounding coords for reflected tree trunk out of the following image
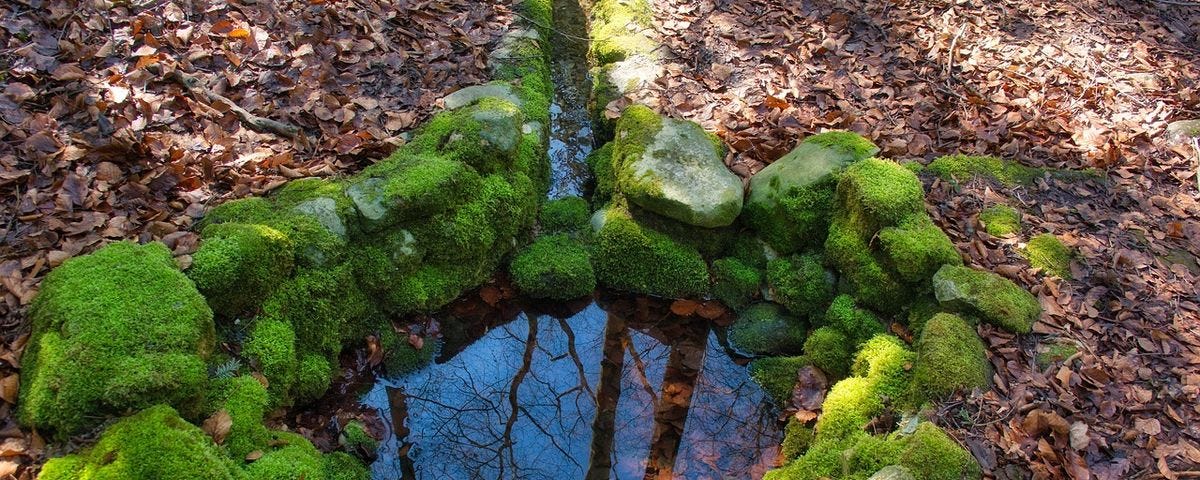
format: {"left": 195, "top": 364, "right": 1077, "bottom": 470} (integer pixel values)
{"left": 586, "top": 311, "right": 626, "bottom": 480}
{"left": 385, "top": 386, "right": 418, "bottom": 480}
{"left": 642, "top": 324, "right": 708, "bottom": 480}
{"left": 499, "top": 315, "right": 539, "bottom": 478}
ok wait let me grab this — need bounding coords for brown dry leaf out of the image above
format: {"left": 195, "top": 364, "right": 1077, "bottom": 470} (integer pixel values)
{"left": 365, "top": 335, "right": 384, "bottom": 368}
{"left": 246, "top": 450, "right": 264, "bottom": 462}
{"left": 670, "top": 299, "right": 700, "bottom": 316}
{"left": 695, "top": 301, "right": 726, "bottom": 320}
{"left": 0, "top": 460, "right": 17, "bottom": 477}
{"left": 1023, "top": 409, "right": 1070, "bottom": 439}
{"left": 479, "top": 286, "right": 502, "bottom": 306}
{"left": 0, "top": 374, "right": 17, "bottom": 404}
{"left": 791, "top": 365, "right": 828, "bottom": 414}
{"left": 407, "top": 333, "right": 424, "bottom": 350}
{"left": 202, "top": 410, "right": 233, "bottom": 445}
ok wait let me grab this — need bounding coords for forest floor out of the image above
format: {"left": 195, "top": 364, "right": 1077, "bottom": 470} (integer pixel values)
{"left": 2, "top": 0, "right": 1200, "bottom": 478}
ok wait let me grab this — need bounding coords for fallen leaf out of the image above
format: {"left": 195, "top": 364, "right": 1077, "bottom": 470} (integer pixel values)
{"left": 0, "top": 374, "right": 17, "bottom": 404}
{"left": 202, "top": 410, "right": 233, "bottom": 445}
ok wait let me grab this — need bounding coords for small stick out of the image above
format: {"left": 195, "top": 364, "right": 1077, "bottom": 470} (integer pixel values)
{"left": 169, "top": 70, "right": 304, "bottom": 141}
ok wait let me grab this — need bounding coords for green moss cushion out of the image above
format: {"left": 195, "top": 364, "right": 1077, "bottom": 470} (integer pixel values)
{"left": 878, "top": 214, "right": 962, "bottom": 283}
{"left": 835, "top": 158, "right": 925, "bottom": 236}
{"left": 188, "top": 223, "right": 295, "bottom": 317}
{"left": 590, "top": 204, "right": 709, "bottom": 298}
{"left": 37, "top": 405, "right": 243, "bottom": 480}
{"left": 1023, "top": 233, "right": 1074, "bottom": 278}
{"left": 803, "top": 327, "right": 852, "bottom": 379}
{"left": 510, "top": 234, "right": 596, "bottom": 300}
{"left": 729, "top": 303, "right": 806, "bottom": 356}
{"left": 823, "top": 295, "right": 885, "bottom": 346}
{"left": 540, "top": 196, "right": 591, "bottom": 235}
{"left": 749, "top": 356, "right": 810, "bottom": 406}
{"left": 712, "top": 257, "right": 763, "bottom": 310}
{"left": 932, "top": 265, "right": 1041, "bottom": 333}
{"left": 911, "top": 314, "right": 990, "bottom": 399}
{"left": 19, "top": 242, "right": 214, "bottom": 436}
{"left": 767, "top": 254, "right": 834, "bottom": 318}
{"left": 978, "top": 204, "right": 1021, "bottom": 237}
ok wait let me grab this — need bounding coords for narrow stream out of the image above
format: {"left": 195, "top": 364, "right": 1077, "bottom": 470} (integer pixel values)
{"left": 546, "top": 0, "right": 594, "bottom": 198}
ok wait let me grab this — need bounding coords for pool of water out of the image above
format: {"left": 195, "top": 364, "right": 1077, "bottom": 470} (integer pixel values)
{"left": 360, "top": 298, "right": 782, "bottom": 479}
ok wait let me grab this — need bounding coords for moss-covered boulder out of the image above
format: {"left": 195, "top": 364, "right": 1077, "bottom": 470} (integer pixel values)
{"left": 539, "top": 195, "right": 591, "bottom": 235}
{"left": 932, "top": 265, "right": 1041, "bottom": 333}
{"left": 510, "top": 234, "right": 596, "bottom": 300}
{"left": 767, "top": 254, "right": 835, "bottom": 318}
{"left": 210, "top": 376, "right": 272, "bottom": 461}
{"left": 188, "top": 223, "right": 294, "bottom": 317}
{"left": 878, "top": 215, "right": 961, "bottom": 283}
{"left": 911, "top": 313, "right": 990, "bottom": 399}
{"left": 746, "top": 131, "right": 878, "bottom": 254}
{"left": 608, "top": 105, "right": 742, "bottom": 227}
{"left": 712, "top": 257, "right": 763, "bottom": 310}
{"left": 37, "top": 405, "right": 243, "bottom": 480}
{"left": 822, "top": 295, "right": 885, "bottom": 346}
{"left": 19, "top": 242, "right": 214, "bottom": 436}
{"left": 803, "top": 327, "right": 852, "bottom": 379}
{"left": 729, "top": 303, "right": 806, "bottom": 356}
{"left": 589, "top": 203, "right": 709, "bottom": 298}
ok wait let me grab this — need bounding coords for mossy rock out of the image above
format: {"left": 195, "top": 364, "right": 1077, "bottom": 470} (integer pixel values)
{"left": 589, "top": 203, "right": 709, "bottom": 298}
{"left": 835, "top": 158, "right": 926, "bottom": 237}
{"left": 729, "top": 303, "right": 806, "bottom": 356}
{"left": 340, "top": 421, "right": 378, "bottom": 456}
{"left": 749, "top": 356, "right": 810, "bottom": 406}
{"left": 37, "top": 405, "right": 243, "bottom": 480}
{"left": 209, "top": 376, "right": 272, "bottom": 461}
{"left": 346, "top": 152, "right": 482, "bottom": 233}
{"left": 510, "top": 234, "right": 596, "bottom": 300}
{"left": 712, "top": 257, "right": 763, "bottom": 310}
{"left": 587, "top": 142, "right": 617, "bottom": 204}
{"left": 610, "top": 105, "right": 743, "bottom": 228}
{"left": 540, "top": 195, "right": 591, "bottom": 235}
{"left": 766, "top": 422, "right": 980, "bottom": 480}
{"left": 927, "top": 154, "right": 1043, "bottom": 187}
{"left": 978, "top": 204, "right": 1021, "bottom": 237}
{"left": 823, "top": 295, "right": 885, "bottom": 346}
{"left": 1023, "top": 233, "right": 1074, "bottom": 278}
{"left": 243, "top": 318, "right": 298, "bottom": 407}
{"left": 746, "top": 131, "right": 878, "bottom": 254}
{"left": 589, "top": 0, "right": 656, "bottom": 64}
{"left": 767, "top": 254, "right": 835, "bottom": 318}
{"left": 188, "top": 223, "right": 295, "bottom": 318}
{"left": 19, "top": 242, "right": 214, "bottom": 436}
{"left": 911, "top": 313, "right": 990, "bottom": 399}
{"left": 824, "top": 217, "right": 907, "bottom": 314}
{"left": 877, "top": 214, "right": 962, "bottom": 284}
{"left": 804, "top": 327, "right": 852, "bottom": 379}
{"left": 781, "top": 417, "right": 816, "bottom": 461}
{"left": 242, "top": 431, "right": 368, "bottom": 480}
{"left": 932, "top": 265, "right": 1041, "bottom": 333}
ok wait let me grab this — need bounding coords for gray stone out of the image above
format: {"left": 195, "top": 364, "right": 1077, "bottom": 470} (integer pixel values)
{"left": 345, "top": 177, "right": 388, "bottom": 230}
{"left": 618, "top": 116, "right": 743, "bottom": 227}
{"left": 747, "top": 136, "right": 877, "bottom": 212}
{"left": 605, "top": 54, "right": 662, "bottom": 96}
{"left": 443, "top": 83, "right": 523, "bottom": 110}
{"left": 292, "top": 197, "right": 347, "bottom": 240}
{"left": 470, "top": 107, "right": 521, "bottom": 154}
{"left": 868, "top": 466, "right": 916, "bottom": 480}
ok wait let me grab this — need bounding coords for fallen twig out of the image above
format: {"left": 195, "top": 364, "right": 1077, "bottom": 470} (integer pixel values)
{"left": 168, "top": 70, "right": 305, "bottom": 142}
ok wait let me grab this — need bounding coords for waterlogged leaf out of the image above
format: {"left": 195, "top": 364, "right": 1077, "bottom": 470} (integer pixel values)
{"left": 366, "top": 335, "right": 383, "bottom": 368}
{"left": 670, "top": 299, "right": 700, "bottom": 316}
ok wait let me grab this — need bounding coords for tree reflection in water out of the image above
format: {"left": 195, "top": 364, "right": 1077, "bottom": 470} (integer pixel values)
{"left": 361, "top": 297, "right": 781, "bottom": 480}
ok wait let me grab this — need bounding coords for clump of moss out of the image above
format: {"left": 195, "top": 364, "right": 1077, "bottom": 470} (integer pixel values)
{"left": 377, "top": 329, "right": 437, "bottom": 374}
{"left": 835, "top": 158, "right": 926, "bottom": 235}
{"left": 926, "top": 154, "right": 1043, "bottom": 186}
{"left": 932, "top": 265, "right": 1041, "bottom": 333}
{"left": 590, "top": 204, "right": 709, "bottom": 298}
{"left": 589, "top": 0, "right": 655, "bottom": 64}
{"left": 243, "top": 318, "right": 297, "bottom": 407}
{"left": 244, "top": 431, "right": 369, "bottom": 480}
{"left": 766, "top": 422, "right": 980, "bottom": 480}
{"left": 978, "top": 204, "right": 1021, "bottom": 237}
{"left": 804, "top": 131, "right": 880, "bottom": 159}
{"left": 588, "top": 143, "right": 617, "bottom": 204}
{"left": 712, "top": 257, "right": 763, "bottom": 310}
{"left": 37, "top": 405, "right": 243, "bottom": 480}
{"left": 211, "top": 375, "right": 271, "bottom": 461}
{"left": 728, "top": 236, "right": 769, "bottom": 270}
{"left": 781, "top": 417, "right": 815, "bottom": 461}
{"left": 892, "top": 422, "right": 982, "bottom": 480}
{"left": 19, "top": 241, "right": 214, "bottom": 437}
{"left": 1036, "top": 340, "right": 1080, "bottom": 370}
{"left": 749, "top": 356, "right": 810, "bottom": 405}
{"left": 824, "top": 219, "right": 907, "bottom": 313}
{"left": 189, "top": 223, "right": 295, "bottom": 317}
{"left": 729, "top": 303, "right": 806, "bottom": 356}
{"left": 878, "top": 215, "right": 962, "bottom": 283}
{"left": 510, "top": 234, "right": 596, "bottom": 300}
{"left": 905, "top": 296, "right": 942, "bottom": 339}
{"left": 540, "top": 196, "right": 591, "bottom": 235}
{"left": 341, "top": 421, "right": 378, "bottom": 456}
{"left": 1024, "top": 233, "right": 1074, "bottom": 278}
{"left": 823, "top": 295, "right": 885, "bottom": 346}
{"left": 804, "top": 327, "right": 852, "bottom": 379}
{"left": 911, "top": 314, "right": 989, "bottom": 400}
{"left": 768, "top": 254, "right": 835, "bottom": 318}
{"left": 261, "top": 264, "right": 373, "bottom": 361}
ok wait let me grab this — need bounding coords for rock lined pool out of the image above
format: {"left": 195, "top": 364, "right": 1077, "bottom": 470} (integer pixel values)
{"left": 360, "top": 298, "right": 782, "bottom": 479}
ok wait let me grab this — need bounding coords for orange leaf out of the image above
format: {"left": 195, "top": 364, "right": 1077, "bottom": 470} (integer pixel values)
{"left": 228, "top": 28, "right": 251, "bottom": 39}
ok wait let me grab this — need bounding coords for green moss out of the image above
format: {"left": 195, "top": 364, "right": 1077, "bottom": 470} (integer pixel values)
{"left": 341, "top": 421, "right": 378, "bottom": 455}
{"left": 351, "top": 153, "right": 482, "bottom": 232}
{"left": 823, "top": 295, "right": 885, "bottom": 346}
{"left": 377, "top": 329, "right": 437, "bottom": 374}
{"left": 804, "top": 327, "right": 852, "bottom": 379}
{"left": 836, "top": 158, "right": 925, "bottom": 236}
{"left": 1036, "top": 340, "right": 1079, "bottom": 370}
{"left": 323, "top": 452, "right": 370, "bottom": 480}
{"left": 979, "top": 204, "right": 1021, "bottom": 237}
{"left": 1024, "top": 233, "right": 1074, "bottom": 278}
{"left": 878, "top": 214, "right": 962, "bottom": 284}
{"left": 911, "top": 314, "right": 989, "bottom": 401}
{"left": 189, "top": 223, "right": 295, "bottom": 318}
{"left": 202, "top": 182, "right": 350, "bottom": 269}
{"left": 19, "top": 241, "right": 214, "bottom": 436}
{"left": 540, "top": 196, "right": 591, "bottom": 235}
{"left": 767, "top": 254, "right": 834, "bottom": 318}
{"left": 814, "top": 376, "right": 883, "bottom": 441}
{"left": 893, "top": 423, "right": 982, "bottom": 480}
{"left": 824, "top": 218, "right": 906, "bottom": 313}
{"left": 712, "top": 257, "right": 763, "bottom": 310}
{"left": 728, "top": 235, "right": 768, "bottom": 270}
{"left": 610, "top": 105, "right": 664, "bottom": 176}
{"left": 588, "top": 142, "right": 617, "bottom": 204}
{"left": 729, "top": 303, "right": 806, "bottom": 356}
{"left": 926, "top": 154, "right": 1042, "bottom": 187}
{"left": 770, "top": 174, "right": 840, "bottom": 254}
{"left": 781, "top": 417, "right": 816, "bottom": 461}
{"left": 244, "top": 442, "right": 325, "bottom": 480}
{"left": 749, "top": 356, "right": 810, "bottom": 405}
{"left": 213, "top": 376, "right": 271, "bottom": 461}
{"left": 293, "top": 354, "right": 334, "bottom": 402}
{"left": 510, "top": 234, "right": 596, "bottom": 300}
{"left": 767, "top": 423, "right": 980, "bottom": 480}
{"left": 804, "top": 131, "right": 879, "bottom": 159}
{"left": 590, "top": 204, "right": 709, "bottom": 298}
{"left": 933, "top": 265, "right": 1041, "bottom": 333}
{"left": 905, "top": 296, "right": 942, "bottom": 338}
{"left": 403, "top": 99, "right": 525, "bottom": 173}
{"left": 849, "top": 335, "right": 916, "bottom": 403}
{"left": 589, "top": 0, "right": 655, "bottom": 64}
{"left": 37, "top": 405, "right": 244, "bottom": 480}
{"left": 243, "top": 318, "right": 297, "bottom": 407}
{"left": 261, "top": 264, "right": 374, "bottom": 361}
